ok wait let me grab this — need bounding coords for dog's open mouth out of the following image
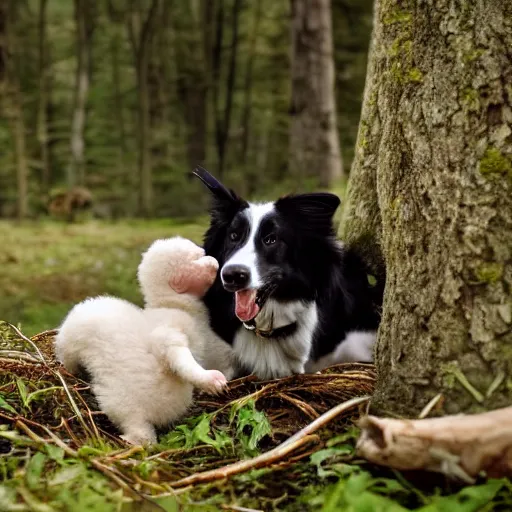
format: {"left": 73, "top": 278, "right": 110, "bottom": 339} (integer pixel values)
{"left": 235, "top": 289, "right": 259, "bottom": 322}
{"left": 234, "top": 281, "right": 278, "bottom": 323}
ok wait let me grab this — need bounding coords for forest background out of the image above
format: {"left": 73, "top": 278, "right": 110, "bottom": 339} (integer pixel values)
{"left": 0, "top": 0, "right": 371, "bottom": 219}
{"left": 0, "top": 0, "right": 372, "bottom": 334}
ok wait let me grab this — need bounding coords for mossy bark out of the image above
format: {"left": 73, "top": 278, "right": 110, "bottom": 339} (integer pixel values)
{"left": 341, "top": 0, "right": 512, "bottom": 416}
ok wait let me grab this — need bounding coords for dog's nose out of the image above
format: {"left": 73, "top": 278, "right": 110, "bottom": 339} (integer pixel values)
{"left": 221, "top": 265, "right": 251, "bottom": 291}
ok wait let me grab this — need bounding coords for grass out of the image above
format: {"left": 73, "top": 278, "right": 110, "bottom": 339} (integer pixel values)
{"left": 0, "top": 218, "right": 208, "bottom": 335}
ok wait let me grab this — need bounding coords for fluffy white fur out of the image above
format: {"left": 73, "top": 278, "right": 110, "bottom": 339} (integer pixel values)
{"left": 55, "top": 237, "right": 235, "bottom": 445}
{"left": 304, "top": 331, "right": 376, "bottom": 373}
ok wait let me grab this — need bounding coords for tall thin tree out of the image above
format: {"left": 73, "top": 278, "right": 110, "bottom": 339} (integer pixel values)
{"left": 129, "top": 0, "right": 161, "bottom": 217}
{"left": 68, "top": 0, "right": 95, "bottom": 188}
{"left": 290, "top": 0, "right": 343, "bottom": 187}
{"left": 212, "top": 0, "right": 242, "bottom": 177}
{"left": 2, "top": 0, "right": 29, "bottom": 219}
{"left": 37, "top": 0, "right": 51, "bottom": 194}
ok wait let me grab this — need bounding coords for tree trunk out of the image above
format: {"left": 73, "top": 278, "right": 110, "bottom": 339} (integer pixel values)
{"left": 341, "top": 0, "right": 512, "bottom": 417}
{"left": 290, "top": 0, "right": 343, "bottom": 188}
{"left": 212, "top": 0, "right": 242, "bottom": 177}
{"left": 212, "top": 0, "right": 224, "bottom": 177}
{"left": 1, "top": 0, "right": 29, "bottom": 219}
{"left": 173, "top": 1, "right": 208, "bottom": 169}
{"left": 131, "top": 0, "right": 160, "bottom": 217}
{"left": 240, "top": 0, "right": 263, "bottom": 165}
{"left": 37, "top": 0, "right": 51, "bottom": 194}
{"left": 68, "top": 0, "right": 94, "bottom": 188}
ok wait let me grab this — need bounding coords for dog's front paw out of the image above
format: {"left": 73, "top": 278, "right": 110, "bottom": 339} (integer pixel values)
{"left": 197, "top": 370, "right": 227, "bottom": 395}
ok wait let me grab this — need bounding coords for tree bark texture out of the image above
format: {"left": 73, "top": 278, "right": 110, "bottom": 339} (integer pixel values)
{"left": 37, "top": 0, "right": 51, "bottom": 194}
{"left": 173, "top": 1, "right": 209, "bottom": 169}
{"left": 2, "top": 0, "right": 29, "bottom": 219}
{"left": 68, "top": 0, "right": 94, "bottom": 188}
{"left": 213, "top": 0, "right": 242, "bottom": 178}
{"left": 290, "top": 0, "right": 343, "bottom": 188}
{"left": 342, "top": 0, "right": 512, "bottom": 417}
{"left": 131, "top": 0, "right": 160, "bottom": 217}
{"left": 240, "top": 0, "right": 263, "bottom": 166}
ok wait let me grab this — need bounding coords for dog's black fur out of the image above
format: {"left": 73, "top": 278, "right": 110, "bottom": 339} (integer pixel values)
{"left": 194, "top": 167, "right": 383, "bottom": 376}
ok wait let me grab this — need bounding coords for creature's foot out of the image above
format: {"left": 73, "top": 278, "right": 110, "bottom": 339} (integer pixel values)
{"left": 119, "top": 424, "right": 157, "bottom": 446}
{"left": 196, "top": 369, "right": 227, "bottom": 395}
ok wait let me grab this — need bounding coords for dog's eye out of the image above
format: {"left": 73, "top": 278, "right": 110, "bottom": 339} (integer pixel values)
{"left": 263, "top": 234, "right": 277, "bottom": 245}
{"left": 229, "top": 231, "right": 240, "bottom": 242}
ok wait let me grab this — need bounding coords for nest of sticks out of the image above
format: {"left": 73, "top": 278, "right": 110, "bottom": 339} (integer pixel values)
{"left": 0, "top": 322, "right": 374, "bottom": 496}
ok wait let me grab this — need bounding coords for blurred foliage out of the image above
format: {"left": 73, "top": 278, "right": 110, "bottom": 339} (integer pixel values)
{"left": 0, "top": 0, "right": 372, "bottom": 218}
{"left": 0, "top": 218, "right": 207, "bottom": 333}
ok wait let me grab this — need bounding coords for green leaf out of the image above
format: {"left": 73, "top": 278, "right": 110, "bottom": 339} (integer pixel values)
{"left": 0, "top": 395, "right": 17, "bottom": 415}
{"left": 44, "top": 444, "right": 65, "bottom": 463}
{"left": 48, "top": 464, "right": 85, "bottom": 487}
{"left": 417, "top": 479, "right": 505, "bottom": 512}
{"left": 235, "top": 401, "right": 271, "bottom": 456}
{"left": 26, "top": 386, "right": 62, "bottom": 407}
{"left": 311, "top": 447, "right": 356, "bottom": 478}
{"left": 25, "top": 452, "right": 47, "bottom": 490}
{"left": 16, "top": 378, "right": 29, "bottom": 409}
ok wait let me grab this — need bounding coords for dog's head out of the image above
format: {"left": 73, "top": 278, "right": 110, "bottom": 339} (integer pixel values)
{"left": 193, "top": 167, "right": 341, "bottom": 323}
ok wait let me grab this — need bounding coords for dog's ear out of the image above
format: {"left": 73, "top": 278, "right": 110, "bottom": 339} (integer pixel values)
{"left": 275, "top": 193, "right": 340, "bottom": 235}
{"left": 192, "top": 166, "right": 247, "bottom": 223}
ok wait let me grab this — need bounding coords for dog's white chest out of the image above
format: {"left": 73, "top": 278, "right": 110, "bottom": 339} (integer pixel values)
{"left": 232, "top": 300, "right": 318, "bottom": 379}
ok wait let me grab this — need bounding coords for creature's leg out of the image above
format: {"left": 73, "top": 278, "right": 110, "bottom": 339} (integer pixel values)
{"left": 150, "top": 326, "right": 227, "bottom": 394}
{"left": 119, "top": 419, "right": 157, "bottom": 446}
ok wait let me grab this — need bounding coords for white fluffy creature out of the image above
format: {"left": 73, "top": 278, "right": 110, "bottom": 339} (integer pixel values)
{"left": 54, "top": 237, "right": 235, "bottom": 445}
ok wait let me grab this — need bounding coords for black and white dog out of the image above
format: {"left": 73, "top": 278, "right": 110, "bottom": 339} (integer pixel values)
{"left": 193, "top": 167, "right": 383, "bottom": 380}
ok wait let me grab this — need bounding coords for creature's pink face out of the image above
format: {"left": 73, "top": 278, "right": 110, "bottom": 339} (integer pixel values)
{"left": 169, "top": 249, "right": 219, "bottom": 297}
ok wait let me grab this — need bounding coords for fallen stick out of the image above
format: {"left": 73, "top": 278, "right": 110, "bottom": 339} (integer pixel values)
{"left": 171, "top": 395, "right": 370, "bottom": 488}
{"left": 357, "top": 406, "right": 512, "bottom": 482}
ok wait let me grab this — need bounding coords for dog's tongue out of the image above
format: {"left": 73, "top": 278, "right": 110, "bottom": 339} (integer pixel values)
{"left": 235, "top": 289, "right": 260, "bottom": 322}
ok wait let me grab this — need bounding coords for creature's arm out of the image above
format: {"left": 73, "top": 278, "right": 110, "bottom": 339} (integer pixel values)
{"left": 150, "top": 325, "right": 226, "bottom": 394}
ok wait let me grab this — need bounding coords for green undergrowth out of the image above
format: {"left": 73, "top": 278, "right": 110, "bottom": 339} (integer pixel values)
{"left": 1, "top": 324, "right": 512, "bottom": 510}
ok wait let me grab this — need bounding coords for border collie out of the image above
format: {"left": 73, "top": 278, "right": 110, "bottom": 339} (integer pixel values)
{"left": 193, "top": 167, "right": 383, "bottom": 380}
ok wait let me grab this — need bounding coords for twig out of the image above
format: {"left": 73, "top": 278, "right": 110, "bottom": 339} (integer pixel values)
{"left": 418, "top": 394, "right": 443, "bottom": 419}
{"left": 7, "top": 323, "right": 46, "bottom": 362}
{"left": 278, "top": 392, "right": 319, "bottom": 420}
{"left": 486, "top": 370, "right": 505, "bottom": 398}
{"left": 279, "top": 395, "right": 369, "bottom": 449}
{"left": 221, "top": 505, "right": 263, "bottom": 512}
{"left": 171, "top": 395, "right": 369, "bottom": 488}
{"left": 446, "top": 365, "right": 484, "bottom": 403}
{"left": 172, "top": 434, "right": 318, "bottom": 488}
{"left": 0, "top": 351, "right": 42, "bottom": 363}
{"left": 5, "top": 322, "right": 96, "bottom": 440}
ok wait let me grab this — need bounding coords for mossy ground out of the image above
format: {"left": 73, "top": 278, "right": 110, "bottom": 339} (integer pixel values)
{"left": 1, "top": 217, "right": 512, "bottom": 510}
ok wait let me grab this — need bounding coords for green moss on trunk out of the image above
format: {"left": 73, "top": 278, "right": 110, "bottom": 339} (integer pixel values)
{"left": 341, "top": 0, "right": 512, "bottom": 417}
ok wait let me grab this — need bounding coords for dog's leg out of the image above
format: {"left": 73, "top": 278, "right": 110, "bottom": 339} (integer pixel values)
{"left": 150, "top": 326, "right": 227, "bottom": 394}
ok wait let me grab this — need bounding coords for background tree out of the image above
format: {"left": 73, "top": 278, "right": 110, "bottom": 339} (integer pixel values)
{"left": 37, "top": 0, "right": 51, "bottom": 194}
{"left": 1, "top": 0, "right": 29, "bottom": 219}
{"left": 290, "top": 0, "right": 343, "bottom": 188}
{"left": 129, "top": 0, "right": 161, "bottom": 217}
{"left": 341, "top": 0, "right": 512, "bottom": 416}
{"left": 68, "top": 0, "right": 95, "bottom": 188}
{"left": 0, "top": 0, "right": 373, "bottom": 219}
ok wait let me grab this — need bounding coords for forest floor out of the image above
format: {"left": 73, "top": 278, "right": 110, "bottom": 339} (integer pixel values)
{"left": 1, "top": 218, "right": 512, "bottom": 510}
